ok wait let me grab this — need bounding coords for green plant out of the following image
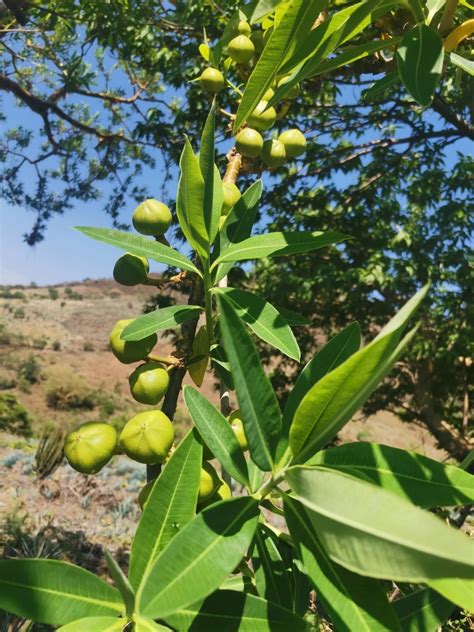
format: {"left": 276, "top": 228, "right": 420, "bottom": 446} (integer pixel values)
{"left": 17, "top": 354, "right": 41, "bottom": 384}
{"left": 13, "top": 308, "right": 25, "bottom": 320}
{"left": 45, "top": 368, "right": 95, "bottom": 410}
{"left": 48, "top": 287, "right": 59, "bottom": 300}
{"left": 52, "top": 340, "right": 61, "bottom": 351}
{"left": 0, "top": 393, "right": 32, "bottom": 437}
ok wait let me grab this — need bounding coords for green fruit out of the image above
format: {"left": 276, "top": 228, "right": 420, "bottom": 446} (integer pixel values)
{"left": 235, "top": 128, "right": 263, "bottom": 158}
{"left": 247, "top": 101, "right": 276, "bottom": 131}
{"left": 129, "top": 362, "right": 170, "bottom": 405}
{"left": 237, "top": 20, "right": 251, "bottom": 35}
{"left": 263, "top": 87, "right": 275, "bottom": 101}
{"left": 200, "top": 67, "right": 225, "bottom": 93}
{"left": 138, "top": 480, "right": 154, "bottom": 510}
{"left": 198, "top": 462, "right": 221, "bottom": 503}
{"left": 276, "top": 75, "right": 301, "bottom": 100}
{"left": 228, "top": 35, "right": 255, "bottom": 64}
{"left": 222, "top": 181, "right": 241, "bottom": 216}
{"left": 113, "top": 253, "right": 149, "bottom": 287}
{"left": 262, "top": 139, "right": 287, "bottom": 169}
{"left": 109, "top": 319, "right": 157, "bottom": 364}
{"left": 278, "top": 129, "right": 307, "bottom": 158}
{"left": 132, "top": 199, "right": 172, "bottom": 236}
{"left": 200, "top": 480, "right": 232, "bottom": 508}
{"left": 250, "top": 30, "right": 265, "bottom": 54}
{"left": 64, "top": 422, "right": 117, "bottom": 474}
{"left": 120, "top": 410, "right": 174, "bottom": 464}
{"left": 228, "top": 409, "right": 248, "bottom": 451}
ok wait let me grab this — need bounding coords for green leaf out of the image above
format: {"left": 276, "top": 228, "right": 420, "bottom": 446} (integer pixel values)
{"left": 0, "top": 559, "right": 123, "bottom": 626}
{"left": 133, "top": 615, "right": 171, "bottom": 631}
{"left": 308, "top": 442, "right": 474, "bottom": 507}
{"left": 176, "top": 138, "right": 208, "bottom": 258}
{"left": 217, "top": 294, "right": 282, "bottom": 472}
{"left": 250, "top": 0, "right": 288, "bottom": 23}
{"left": 275, "top": 306, "right": 310, "bottom": 326}
{"left": 286, "top": 466, "right": 474, "bottom": 584}
{"left": 363, "top": 70, "right": 401, "bottom": 101}
{"left": 427, "top": 576, "right": 474, "bottom": 612}
{"left": 199, "top": 103, "right": 222, "bottom": 245}
{"left": 164, "top": 590, "right": 309, "bottom": 631}
{"left": 233, "top": 0, "right": 327, "bottom": 132}
{"left": 285, "top": 496, "right": 401, "bottom": 631}
{"left": 248, "top": 458, "right": 267, "bottom": 493}
{"left": 393, "top": 588, "right": 455, "bottom": 631}
{"left": 450, "top": 52, "right": 474, "bottom": 76}
{"left": 183, "top": 385, "right": 250, "bottom": 487}
{"left": 253, "top": 524, "right": 293, "bottom": 609}
{"left": 129, "top": 430, "right": 202, "bottom": 590}
{"left": 289, "top": 286, "right": 428, "bottom": 463}
{"left": 120, "top": 305, "right": 202, "bottom": 341}
{"left": 282, "top": 323, "right": 361, "bottom": 432}
{"left": 216, "top": 287, "right": 300, "bottom": 361}
{"left": 104, "top": 550, "right": 134, "bottom": 617}
{"left": 137, "top": 497, "right": 259, "bottom": 619}
{"left": 58, "top": 617, "right": 125, "bottom": 632}
{"left": 403, "top": 0, "right": 425, "bottom": 22}
{"left": 396, "top": 24, "right": 444, "bottom": 107}
{"left": 426, "top": 0, "right": 446, "bottom": 24}
{"left": 216, "top": 180, "right": 262, "bottom": 283}
{"left": 75, "top": 227, "right": 200, "bottom": 275}
{"left": 212, "top": 230, "right": 348, "bottom": 268}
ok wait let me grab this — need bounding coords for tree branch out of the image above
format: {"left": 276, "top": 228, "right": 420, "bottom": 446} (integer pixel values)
{"left": 432, "top": 94, "right": 474, "bottom": 140}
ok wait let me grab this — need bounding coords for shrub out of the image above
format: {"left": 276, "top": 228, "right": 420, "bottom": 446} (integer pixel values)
{"left": 13, "top": 307, "right": 25, "bottom": 319}
{"left": 17, "top": 354, "right": 41, "bottom": 384}
{"left": 0, "top": 290, "right": 26, "bottom": 300}
{"left": 0, "top": 393, "right": 32, "bottom": 436}
{"left": 52, "top": 340, "right": 61, "bottom": 351}
{"left": 0, "top": 373, "right": 16, "bottom": 390}
{"left": 83, "top": 341, "right": 94, "bottom": 352}
{"left": 45, "top": 368, "right": 96, "bottom": 410}
{"left": 48, "top": 287, "right": 59, "bottom": 300}
{"left": 32, "top": 337, "right": 48, "bottom": 350}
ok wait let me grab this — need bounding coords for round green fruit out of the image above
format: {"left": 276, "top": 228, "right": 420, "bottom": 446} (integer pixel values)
{"left": 227, "top": 35, "right": 255, "bottom": 64}
{"left": 276, "top": 75, "right": 300, "bottom": 100}
{"left": 109, "top": 319, "right": 157, "bottom": 364}
{"left": 113, "top": 253, "right": 149, "bottom": 287}
{"left": 262, "top": 139, "right": 287, "bottom": 169}
{"left": 247, "top": 101, "right": 276, "bottom": 131}
{"left": 120, "top": 410, "right": 174, "bottom": 465}
{"left": 198, "top": 462, "right": 221, "bottom": 503}
{"left": 278, "top": 129, "right": 307, "bottom": 158}
{"left": 200, "top": 67, "right": 225, "bottom": 93}
{"left": 237, "top": 20, "right": 251, "bottom": 35}
{"left": 250, "top": 30, "right": 265, "bottom": 54}
{"left": 228, "top": 409, "right": 248, "bottom": 451}
{"left": 200, "top": 480, "right": 232, "bottom": 508}
{"left": 138, "top": 480, "right": 154, "bottom": 510}
{"left": 129, "top": 362, "right": 170, "bottom": 405}
{"left": 132, "top": 199, "right": 172, "bottom": 236}
{"left": 222, "top": 181, "right": 241, "bottom": 216}
{"left": 64, "top": 422, "right": 117, "bottom": 474}
{"left": 235, "top": 128, "right": 263, "bottom": 158}
{"left": 262, "top": 87, "right": 275, "bottom": 101}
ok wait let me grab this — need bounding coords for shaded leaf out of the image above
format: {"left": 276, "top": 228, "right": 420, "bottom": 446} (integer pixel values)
{"left": 393, "top": 587, "right": 455, "bottom": 631}
{"left": 200, "top": 103, "right": 222, "bottom": 244}
{"left": 104, "top": 550, "right": 134, "bottom": 617}
{"left": 253, "top": 524, "right": 293, "bottom": 609}
{"left": 188, "top": 325, "right": 210, "bottom": 387}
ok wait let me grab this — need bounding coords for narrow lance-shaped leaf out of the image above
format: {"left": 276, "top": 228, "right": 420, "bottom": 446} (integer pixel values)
{"left": 284, "top": 496, "right": 401, "bottom": 632}
{"left": 137, "top": 497, "right": 260, "bottom": 619}
{"left": 396, "top": 24, "right": 444, "bottom": 107}
{"left": 199, "top": 102, "right": 222, "bottom": 244}
{"left": 183, "top": 385, "right": 250, "bottom": 487}
{"left": 121, "top": 305, "right": 202, "bottom": 341}
{"left": 289, "top": 285, "right": 428, "bottom": 463}
{"left": 253, "top": 524, "right": 294, "bottom": 610}
{"left": 104, "top": 549, "right": 134, "bottom": 617}
{"left": 392, "top": 587, "right": 455, "bottom": 632}
{"left": 188, "top": 325, "right": 209, "bottom": 387}
{"left": 164, "top": 590, "right": 309, "bottom": 632}
{"left": 75, "top": 227, "right": 200, "bottom": 275}
{"left": 216, "top": 287, "right": 300, "bottom": 361}
{"left": 133, "top": 615, "right": 171, "bottom": 631}
{"left": 58, "top": 617, "right": 125, "bottom": 632}
{"left": 217, "top": 293, "right": 282, "bottom": 472}
{"left": 286, "top": 466, "right": 474, "bottom": 587}
{"left": 176, "top": 138, "right": 208, "bottom": 258}
{"left": 307, "top": 442, "right": 474, "bottom": 507}
{"left": 129, "top": 430, "right": 202, "bottom": 590}
{"left": 0, "top": 559, "right": 123, "bottom": 626}
{"left": 212, "top": 230, "right": 348, "bottom": 269}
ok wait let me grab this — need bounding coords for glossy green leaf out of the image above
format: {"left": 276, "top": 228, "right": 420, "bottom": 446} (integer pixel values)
{"left": 164, "top": 590, "right": 309, "bottom": 631}
{"left": 286, "top": 466, "right": 474, "bottom": 584}
{"left": 403, "top": 0, "right": 425, "bottom": 22}
{"left": 212, "top": 230, "right": 348, "bottom": 268}
{"left": 253, "top": 524, "right": 293, "bottom": 610}
{"left": 250, "top": 0, "right": 288, "bottom": 23}
{"left": 104, "top": 549, "right": 134, "bottom": 617}
{"left": 138, "top": 497, "right": 259, "bottom": 619}
{"left": 121, "top": 305, "right": 202, "bottom": 341}
{"left": 183, "top": 385, "right": 250, "bottom": 487}
{"left": 0, "top": 559, "right": 123, "bottom": 626}
{"left": 233, "top": 0, "right": 327, "bottom": 132}
{"left": 130, "top": 430, "right": 202, "bottom": 591}
{"left": 426, "top": 0, "right": 446, "bottom": 23}
{"left": 217, "top": 294, "right": 282, "bottom": 472}
{"left": 285, "top": 496, "right": 401, "bottom": 631}
{"left": 393, "top": 588, "right": 455, "bottom": 631}
{"left": 176, "top": 138, "right": 208, "bottom": 257}
{"left": 199, "top": 103, "right": 222, "bottom": 244}
{"left": 363, "top": 70, "right": 401, "bottom": 101}
{"left": 427, "top": 576, "right": 474, "bottom": 612}
{"left": 290, "top": 286, "right": 428, "bottom": 463}
{"left": 308, "top": 442, "right": 474, "bottom": 507}
{"left": 248, "top": 458, "right": 267, "bottom": 493}
{"left": 75, "top": 227, "right": 200, "bottom": 275}
{"left": 58, "top": 617, "right": 125, "bottom": 632}
{"left": 450, "top": 52, "right": 474, "bottom": 76}
{"left": 216, "top": 180, "right": 262, "bottom": 282}
{"left": 133, "top": 615, "right": 170, "bottom": 631}
{"left": 396, "top": 24, "right": 444, "bottom": 107}
{"left": 282, "top": 323, "right": 361, "bottom": 432}
{"left": 275, "top": 306, "right": 310, "bottom": 326}
{"left": 216, "top": 287, "right": 300, "bottom": 360}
